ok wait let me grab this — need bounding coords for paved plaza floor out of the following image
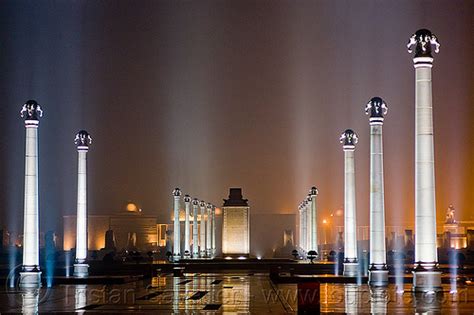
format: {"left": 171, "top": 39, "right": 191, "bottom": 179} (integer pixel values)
{"left": 1, "top": 273, "right": 474, "bottom": 313}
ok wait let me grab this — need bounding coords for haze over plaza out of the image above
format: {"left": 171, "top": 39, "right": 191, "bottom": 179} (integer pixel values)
{"left": 1, "top": 1, "right": 473, "bottom": 238}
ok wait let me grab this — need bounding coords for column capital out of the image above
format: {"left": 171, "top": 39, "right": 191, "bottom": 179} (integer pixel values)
{"left": 199, "top": 200, "right": 206, "bottom": 208}
{"left": 340, "top": 129, "right": 358, "bottom": 150}
{"left": 172, "top": 188, "right": 182, "bottom": 197}
{"left": 309, "top": 186, "right": 319, "bottom": 197}
{"left": 192, "top": 198, "right": 199, "bottom": 206}
{"left": 206, "top": 202, "right": 212, "bottom": 209}
{"left": 74, "top": 130, "right": 92, "bottom": 151}
{"left": 20, "top": 100, "right": 43, "bottom": 126}
{"left": 183, "top": 194, "right": 191, "bottom": 203}
{"left": 407, "top": 29, "right": 440, "bottom": 59}
{"left": 365, "top": 97, "right": 388, "bottom": 125}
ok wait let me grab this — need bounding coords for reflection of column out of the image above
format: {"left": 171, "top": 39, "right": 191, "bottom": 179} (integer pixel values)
{"left": 74, "top": 130, "right": 92, "bottom": 278}
{"left": 370, "top": 288, "right": 388, "bottom": 314}
{"left": 309, "top": 187, "right": 319, "bottom": 255}
{"left": 172, "top": 188, "right": 182, "bottom": 260}
{"left": 206, "top": 203, "right": 212, "bottom": 257}
{"left": 199, "top": 201, "right": 206, "bottom": 258}
{"left": 21, "top": 288, "right": 39, "bottom": 315}
{"left": 75, "top": 284, "right": 88, "bottom": 312}
{"left": 183, "top": 195, "right": 191, "bottom": 258}
{"left": 211, "top": 205, "right": 216, "bottom": 258}
{"left": 344, "top": 284, "right": 359, "bottom": 314}
{"left": 340, "top": 129, "right": 359, "bottom": 277}
{"left": 19, "top": 100, "right": 43, "bottom": 288}
{"left": 407, "top": 29, "right": 442, "bottom": 293}
{"left": 192, "top": 198, "right": 199, "bottom": 258}
{"left": 366, "top": 97, "right": 389, "bottom": 287}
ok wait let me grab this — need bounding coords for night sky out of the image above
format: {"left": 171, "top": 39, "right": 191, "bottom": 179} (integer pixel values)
{"left": 0, "top": 1, "right": 473, "bottom": 235}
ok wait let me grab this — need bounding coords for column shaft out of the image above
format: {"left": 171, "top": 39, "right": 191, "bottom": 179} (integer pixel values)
{"left": 311, "top": 196, "right": 318, "bottom": 252}
{"left": 192, "top": 205, "right": 199, "bottom": 257}
{"left": 344, "top": 150, "right": 357, "bottom": 260}
{"left": 173, "top": 197, "right": 180, "bottom": 257}
{"left": 206, "top": 208, "right": 212, "bottom": 256}
{"left": 369, "top": 125, "right": 386, "bottom": 265}
{"left": 23, "top": 126, "right": 40, "bottom": 268}
{"left": 414, "top": 64, "right": 438, "bottom": 264}
{"left": 184, "top": 202, "right": 190, "bottom": 255}
{"left": 75, "top": 150, "right": 88, "bottom": 262}
{"left": 200, "top": 206, "right": 206, "bottom": 257}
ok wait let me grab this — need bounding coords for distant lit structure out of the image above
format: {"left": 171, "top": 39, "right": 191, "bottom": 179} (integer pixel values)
{"left": 222, "top": 188, "right": 250, "bottom": 257}
{"left": 211, "top": 205, "right": 216, "bottom": 258}
{"left": 20, "top": 100, "right": 43, "bottom": 288}
{"left": 340, "top": 129, "right": 359, "bottom": 276}
{"left": 407, "top": 29, "right": 442, "bottom": 292}
{"left": 366, "top": 97, "right": 389, "bottom": 286}
{"left": 73, "top": 130, "right": 92, "bottom": 278}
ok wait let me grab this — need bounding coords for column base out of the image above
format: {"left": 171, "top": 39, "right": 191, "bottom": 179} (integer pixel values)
{"left": 200, "top": 250, "right": 206, "bottom": 258}
{"left": 19, "top": 271, "right": 42, "bottom": 288}
{"left": 192, "top": 252, "right": 199, "bottom": 259}
{"left": 206, "top": 249, "right": 211, "bottom": 257}
{"left": 73, "top": 263, "right": 89, "bottom": 278}
{"left": 173, "top": 253, "right": 181, "bottom": 262}
{"left": 369, "top": 267, "right": 389, "bottom": 287}
{"left": 343, "top": 262, "right": 359, "bottom": 277}
{"left": 183, "top": 251, "right": 191, "bottom": 259}
{"left": 412, "top": 270, "right": 442, "bottom": 293}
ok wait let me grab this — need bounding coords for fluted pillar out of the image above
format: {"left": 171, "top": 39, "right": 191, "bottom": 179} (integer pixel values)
{"left": 199, "top": 201, "right": 206, "bottom": 257}
{"left": 206, "top": 203, "right": 212, "bottom": 257}
{"left": 305, "top": 198, "right": 312, "bottom": 253}
{"left": 19, "top": 100, "right": 43, "bottom": 288}
{"left": 309, "top": 187, "right": 319, "bottom": 256}
{"left": 407, "top": 29, "right": 442, "bottom": 292}
{"left": 192, "top": 198, "right": 199, "bottom": 258}
{"left": 298, "top": 204, "right": 303, "bottom": 250}
{"left": 211, "top": 205, "right": 216, "bottom": 258}
{"left": 301, "top": 202, "right": 307, "bottom": 252}
{"left": 74, "top": 130, "right": 92, "bottom": 278}
{"left": 366, "top": 97, "right": 389, "bottom": 286}
{"left": 183, "top": 195, "right": 191, "bottom": 258}
{"left": 340, "top": 129, "right": 359, "bottom": 276}
{"left": 172, "top": 188, "right": 182, "bottom": 260}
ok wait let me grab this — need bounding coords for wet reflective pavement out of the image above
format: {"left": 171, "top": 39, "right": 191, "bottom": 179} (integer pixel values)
{"left": 1, "top": 273, "right": 474, "bottom": 313}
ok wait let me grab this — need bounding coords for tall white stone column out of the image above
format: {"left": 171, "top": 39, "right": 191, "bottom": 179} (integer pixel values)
{"left": 19, "top": 100, "right": 43, "bottom": 288}
{"left": 305, "top": 198, "right": 312, "bottom": 253}
{"left": 73, "top": 130, "right": 92, "bottom": 278}
{"left": 309, "top": 187, "right": 319, "bottom": 256}
{"left": 199, "top": 200, "right": 206, "bottom": 258}
{"left": 300, "top": 202, "right": 307, "bottom": 252}
{"left": 340, "top": 129, "right": 359, "bottom": 276}
{"left": 298, "top": 204, "right": 303, "bottom": 251}
{"left": 407, "top": 29, "right": 442, "bottom": 292}
{"left": 211, "top": 205, "right": 216, "bottom": 258}
{"left": 172, "top": 188, "right": 182, "bottom": 261}
{"left": 192, "top": 198, "right": 199, "bottom": 258}
{"left": 183, "top": 195, "right": 191, "bottom": 258}
{"left": 206, "top": 203, "right": 212, "bottom": 257}
{"left": 366, "top": 97, "right": 389, "bottom": 286}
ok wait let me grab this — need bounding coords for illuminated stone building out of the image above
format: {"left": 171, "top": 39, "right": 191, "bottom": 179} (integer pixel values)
{"left": 222, "top": 188, "right": 250, "bottom": 257}
{"left": 63, "top": 203, "right": 162, "bottom": 252}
